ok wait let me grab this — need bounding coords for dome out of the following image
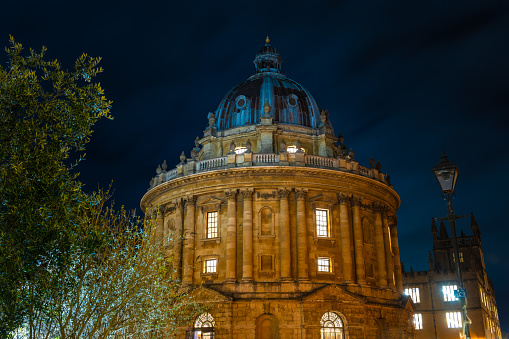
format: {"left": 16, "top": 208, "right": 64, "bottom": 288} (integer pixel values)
{"left": 214, "top": 37, "right": 321, "bottom": 131}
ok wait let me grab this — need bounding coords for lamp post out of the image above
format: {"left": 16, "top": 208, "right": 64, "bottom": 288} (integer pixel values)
{"left": 432, "top": 151, "right": 470, "bottom": 339}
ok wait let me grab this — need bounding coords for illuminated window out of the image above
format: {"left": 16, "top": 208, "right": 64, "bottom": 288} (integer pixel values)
{"left": 316, "top": 209, "right": 330, "bottom": 237}
{"left": 413, "top": 313, "right": 423, "bottom": 330}
{"left": 204, "top": 259, "right": 217, "bottom": 274}
{"left": 234, "top": 147, "right": 247, "bottom": 154}
{"left": 320, "top": 312, "right": 344, "bottom": 339}
{"left": 452, "top": 252, "right": 464, "bottom": 263}
{"left": 442, "top": 285, "right": 458, "bottom": 302}
{"left": 206, "top": 211, "right": 218, "bottom": 238}
{"left": 446, "top": 312, "right": 462, "bottom": 328}
{"left": 317, "top": 257, "right": 331, "bottom": 273}
{"left": 192, "top": 313, "right": 215, "bottom": 339}
{"left": 287, "top": 145, "right": 305, "bottom": 153}
{"left": 404, "top": 287, "right": 421, "bottom": 303}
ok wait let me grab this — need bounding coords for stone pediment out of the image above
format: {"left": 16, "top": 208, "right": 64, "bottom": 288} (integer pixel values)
{"left": 190, "top": 285, "right": 233, "bottom": 302}
{"left": 197, "top": 197, "right": 225, "bottom": 206}
{"left": 302, "top": 284, "right": 366, "bottom": 304}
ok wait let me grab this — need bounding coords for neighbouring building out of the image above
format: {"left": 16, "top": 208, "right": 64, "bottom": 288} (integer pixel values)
{"left": 402, "top": 215, "right": 502, "bottom": 339}
{"left": 141, "top": 37, "right": 415, "bottom": 338}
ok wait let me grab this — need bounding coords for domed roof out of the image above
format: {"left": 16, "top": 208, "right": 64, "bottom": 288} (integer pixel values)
{"left": 214, "top": 37, "right": 321, "bottom": 131}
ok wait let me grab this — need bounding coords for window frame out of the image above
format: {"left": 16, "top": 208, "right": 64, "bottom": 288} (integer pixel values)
{"left": 317, "top": 257, "right": 332, "bottom": 273}
{"left": 203, "top": 258, "right": 218, "bottom": 274}
{"left": 446, "top": 311, "right": 462, "bottom": 328}
{"left": 206, "top": 211, "right": 218, "bottom": 239}
{"left": 413, "top": 313, "right": 423, "bottom": 330}
{"left": 315, "top": 208, "right": 331, "bottom": 238}
{"left": 442, "top": 284, "right": 458, "bottom": 302}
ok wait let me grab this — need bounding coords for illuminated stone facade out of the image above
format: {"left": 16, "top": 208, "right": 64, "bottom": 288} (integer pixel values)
{"left": 403, "top": 216, "right": 502, "bottom": 339}
{"left": 140, "top": 38, "right": 414, "bottom": 339}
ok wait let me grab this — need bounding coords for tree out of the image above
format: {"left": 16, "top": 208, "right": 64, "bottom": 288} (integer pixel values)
{"left": 0, "top": 38, "right": 201, "bottom": 338}
{"left": 0, "top": 36, "right": 112, "bottom": 335}
{"left": 9, "top": 195, "right": 200, "bottom": 339}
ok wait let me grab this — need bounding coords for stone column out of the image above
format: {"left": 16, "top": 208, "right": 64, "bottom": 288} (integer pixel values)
{"left": 225, "top": 189, "right": 238, "bottom": 283}
{"left": 182, "top": 196, "right": 196, "bottom": 286}
{"left": 390, "top": 216, "right": 403, "bottom": 292}
{"left": 338, "top": 193, "right": 353, "bottom": 284}
{"left": 373, "top": 202, "right": 388, "bottom": 288}
{"left": 278, "top": 188, "right": 292, "bottom": 281}
{"left": 241, "top": 189, "right": 254, "bottom": 282}
{"left": 174, "top": 199, "right": 184, "bottom": 280}
{"left": 295, "top": 189, "right": 309, "bottom": 281}
{"left": 382, "top": 209, "right": 395, "bottom": 289}
{"left": 156, "top": 206, "right": 165, "bottom": 244}
{"left": 351, "top": 196, "right": 366, "bottom": 285}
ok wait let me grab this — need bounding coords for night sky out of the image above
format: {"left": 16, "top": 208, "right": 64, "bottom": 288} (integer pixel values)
{"left": 3, "top": 0, "right": 509, "bottom": 333}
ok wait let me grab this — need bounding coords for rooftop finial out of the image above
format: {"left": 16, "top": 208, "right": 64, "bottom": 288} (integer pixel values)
{"left": 265, "top": 36, "right": 270, "bottom": 44}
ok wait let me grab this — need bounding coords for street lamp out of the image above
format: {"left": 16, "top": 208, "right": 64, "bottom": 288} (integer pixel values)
{"left": 432, "top": 151, "right": 471, "bottom": 339}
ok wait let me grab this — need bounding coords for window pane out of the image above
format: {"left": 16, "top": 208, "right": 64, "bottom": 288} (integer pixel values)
{"left": 442, "top": 285, "right": 458, "bottom": 302}
{"left": 413, "top": 313, "right": 423, "bottom": 330}
{"left": 207, "top": 212, "right": 218, "bottom": 238}
{"left": 316, "top": 209, "right": 329, "bottom": 237}
{"left": 318, "top": 257, "right": 331, "bottom": 272}
{"left": 205, "top": 259, "right": 217, "bottom": 273}
{"left": 446, "top": 311, "right": 462, "bottom": 328}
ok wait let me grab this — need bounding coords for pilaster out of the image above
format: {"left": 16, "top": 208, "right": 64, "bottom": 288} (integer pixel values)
{"left": 338, "top": 193, "right": 354, "bottom": 284}
{"left": 382, "top": 209, "right": 395, "bottom": 289}
{"left": 295, "top": 188, "right": 309, "bottom": 281}
{"left": 351, "top": 196, "right": 366, "bottom": 285}
{"left": 389, "top": 216, "right": 403, "bottom": 292}
{"left": 373, "top": 202, "right": 388, "bottom": 288}
{"left": 278, "top": 188, "right": 292, "bottom": 281}
{"left": 225, "top": 189, "right": 238, "bottom": 283}
{"left": 182, "top": 196, "right": 196, "bottom": 286}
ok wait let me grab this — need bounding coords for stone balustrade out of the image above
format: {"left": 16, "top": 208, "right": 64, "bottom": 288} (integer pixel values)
{"left": 149, "top": 152, "right": 390, "bottom": 189}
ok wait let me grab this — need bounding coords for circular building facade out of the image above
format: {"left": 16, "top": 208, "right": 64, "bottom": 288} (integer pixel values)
{"left": 141, "top": 38, "right": 414, "bottom": 339}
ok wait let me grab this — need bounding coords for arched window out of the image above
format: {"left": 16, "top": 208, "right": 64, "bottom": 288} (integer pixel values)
{"left": 188, "top": 312, "right": 215, "bottom": 339}
{"left": 321, "top": 312, "right": 344, "bottom": 339}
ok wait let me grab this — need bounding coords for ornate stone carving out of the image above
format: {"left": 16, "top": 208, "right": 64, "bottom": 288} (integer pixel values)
{"left": 245, "top": 139, "right": 252, "bottom": 153}
{"left": 207, "top": 112, "right": 216, "bottom": 127}
{"left": 371, "top": 202, "right": 388, "bottom": 214}
{"left": 183, "top": 195, "right": 197, "bottom": 207}
{"left": 337, "top": 192, "right": 350, "bottom": 205}
{"left": 295, "top": 188, "right": 308, "bottom": 200}
{"left": 279, "top": 139, "right": 287, "bottom": 153}
{"left": 256, "top": 191, "right": 275, "bottom": 200}
{"left": 241, "top": 189, "right": 254, "bottom": 199}
{"left": 180, "top": 151, "right": 186, "bottom": 164}
{"left": 277, "top": 188, "right": 291, "bottom": 199}
{"left": 350, "top": 195, "right": 363, "bottom": 207}
{"left": 224, "top": 189, "right": 238, "bottom": 200}
{"left": 388, "top": 215, "right": 398, "bottom": 226}
{"left": 173, "top": 199, "right": 183, "bottom": 210}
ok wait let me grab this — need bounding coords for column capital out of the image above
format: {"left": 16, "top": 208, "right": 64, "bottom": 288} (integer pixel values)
{"left": 241, "top": 188, "right": 254, "bottom": 199}
{"left": 350, "top": 195, "right": 363, "bottom": 207}
{"left": 225, "top": 189, "right": 238, "bottom": 200}
{"left": 337, "top": 192, "right": 351, "bottom": 205}
{"left": 388, "top": 215, "right": 398, "bottom": 226}
{"left": 372, "top": 201, "right": 387, "bottom": 214}
{"left": 183, "top": 195, "right": 196, "bottom": 207}
{"left": 295, "top": 188, "right": 308, "bottom": 200}
{"left": 173, "top": 198, "right": 183, "bottom": 210}
{"left": 277, "top": 188, "right": 291, "bottom": 199}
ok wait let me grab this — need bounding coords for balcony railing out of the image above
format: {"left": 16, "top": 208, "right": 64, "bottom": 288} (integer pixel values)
{"left": 149, "top": 153, "right": 390, "bottom": 189}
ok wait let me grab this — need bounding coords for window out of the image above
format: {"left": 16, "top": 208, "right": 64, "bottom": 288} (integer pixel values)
{"left": 204, "top": 259, "right": 217, "bottom": 274}
{"left": 320, "top": 312, "right": 344, "bottom": 339}
{"left": 318, "top": 257, "right": 331, "bottom": 273}
{"left": 190, "top": 313, "right": 215, "bottom": 339}
{"left": 446, "top": 312, "right": 462, "bottom": 328}
{"left": 206, "top": 211, "right": 218, "bottom": 238}
{"left": 452, "top": 252, "right": 464, "bottom": 263}
{"left": 413, "top": 313, "right": 423, "bottom": 330}
{"left": 442, "top": 285, "right": 458, "bottom": 302}
{"left": 234, "top": 147, "right": 247, "bottom": 154}
{"left": 404, "top": 287, "right": 421, "bottom": 303}
{"left": 316, "top": 209, "right": 330, "bottom": 237}
{"left": 287, "top": 145, "right": 305, "bottom": 153}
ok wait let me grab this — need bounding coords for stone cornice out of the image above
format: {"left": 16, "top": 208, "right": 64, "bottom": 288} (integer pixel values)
{"left": 140, "top": 166, "right": 400, "bottom": 213}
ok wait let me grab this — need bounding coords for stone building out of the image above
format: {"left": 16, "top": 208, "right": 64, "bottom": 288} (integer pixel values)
{"left": 402, "top": 215, "right": 502, "bottom": 338}
{"left": 140, "top": 38, "right": 415, "bottom": 339}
